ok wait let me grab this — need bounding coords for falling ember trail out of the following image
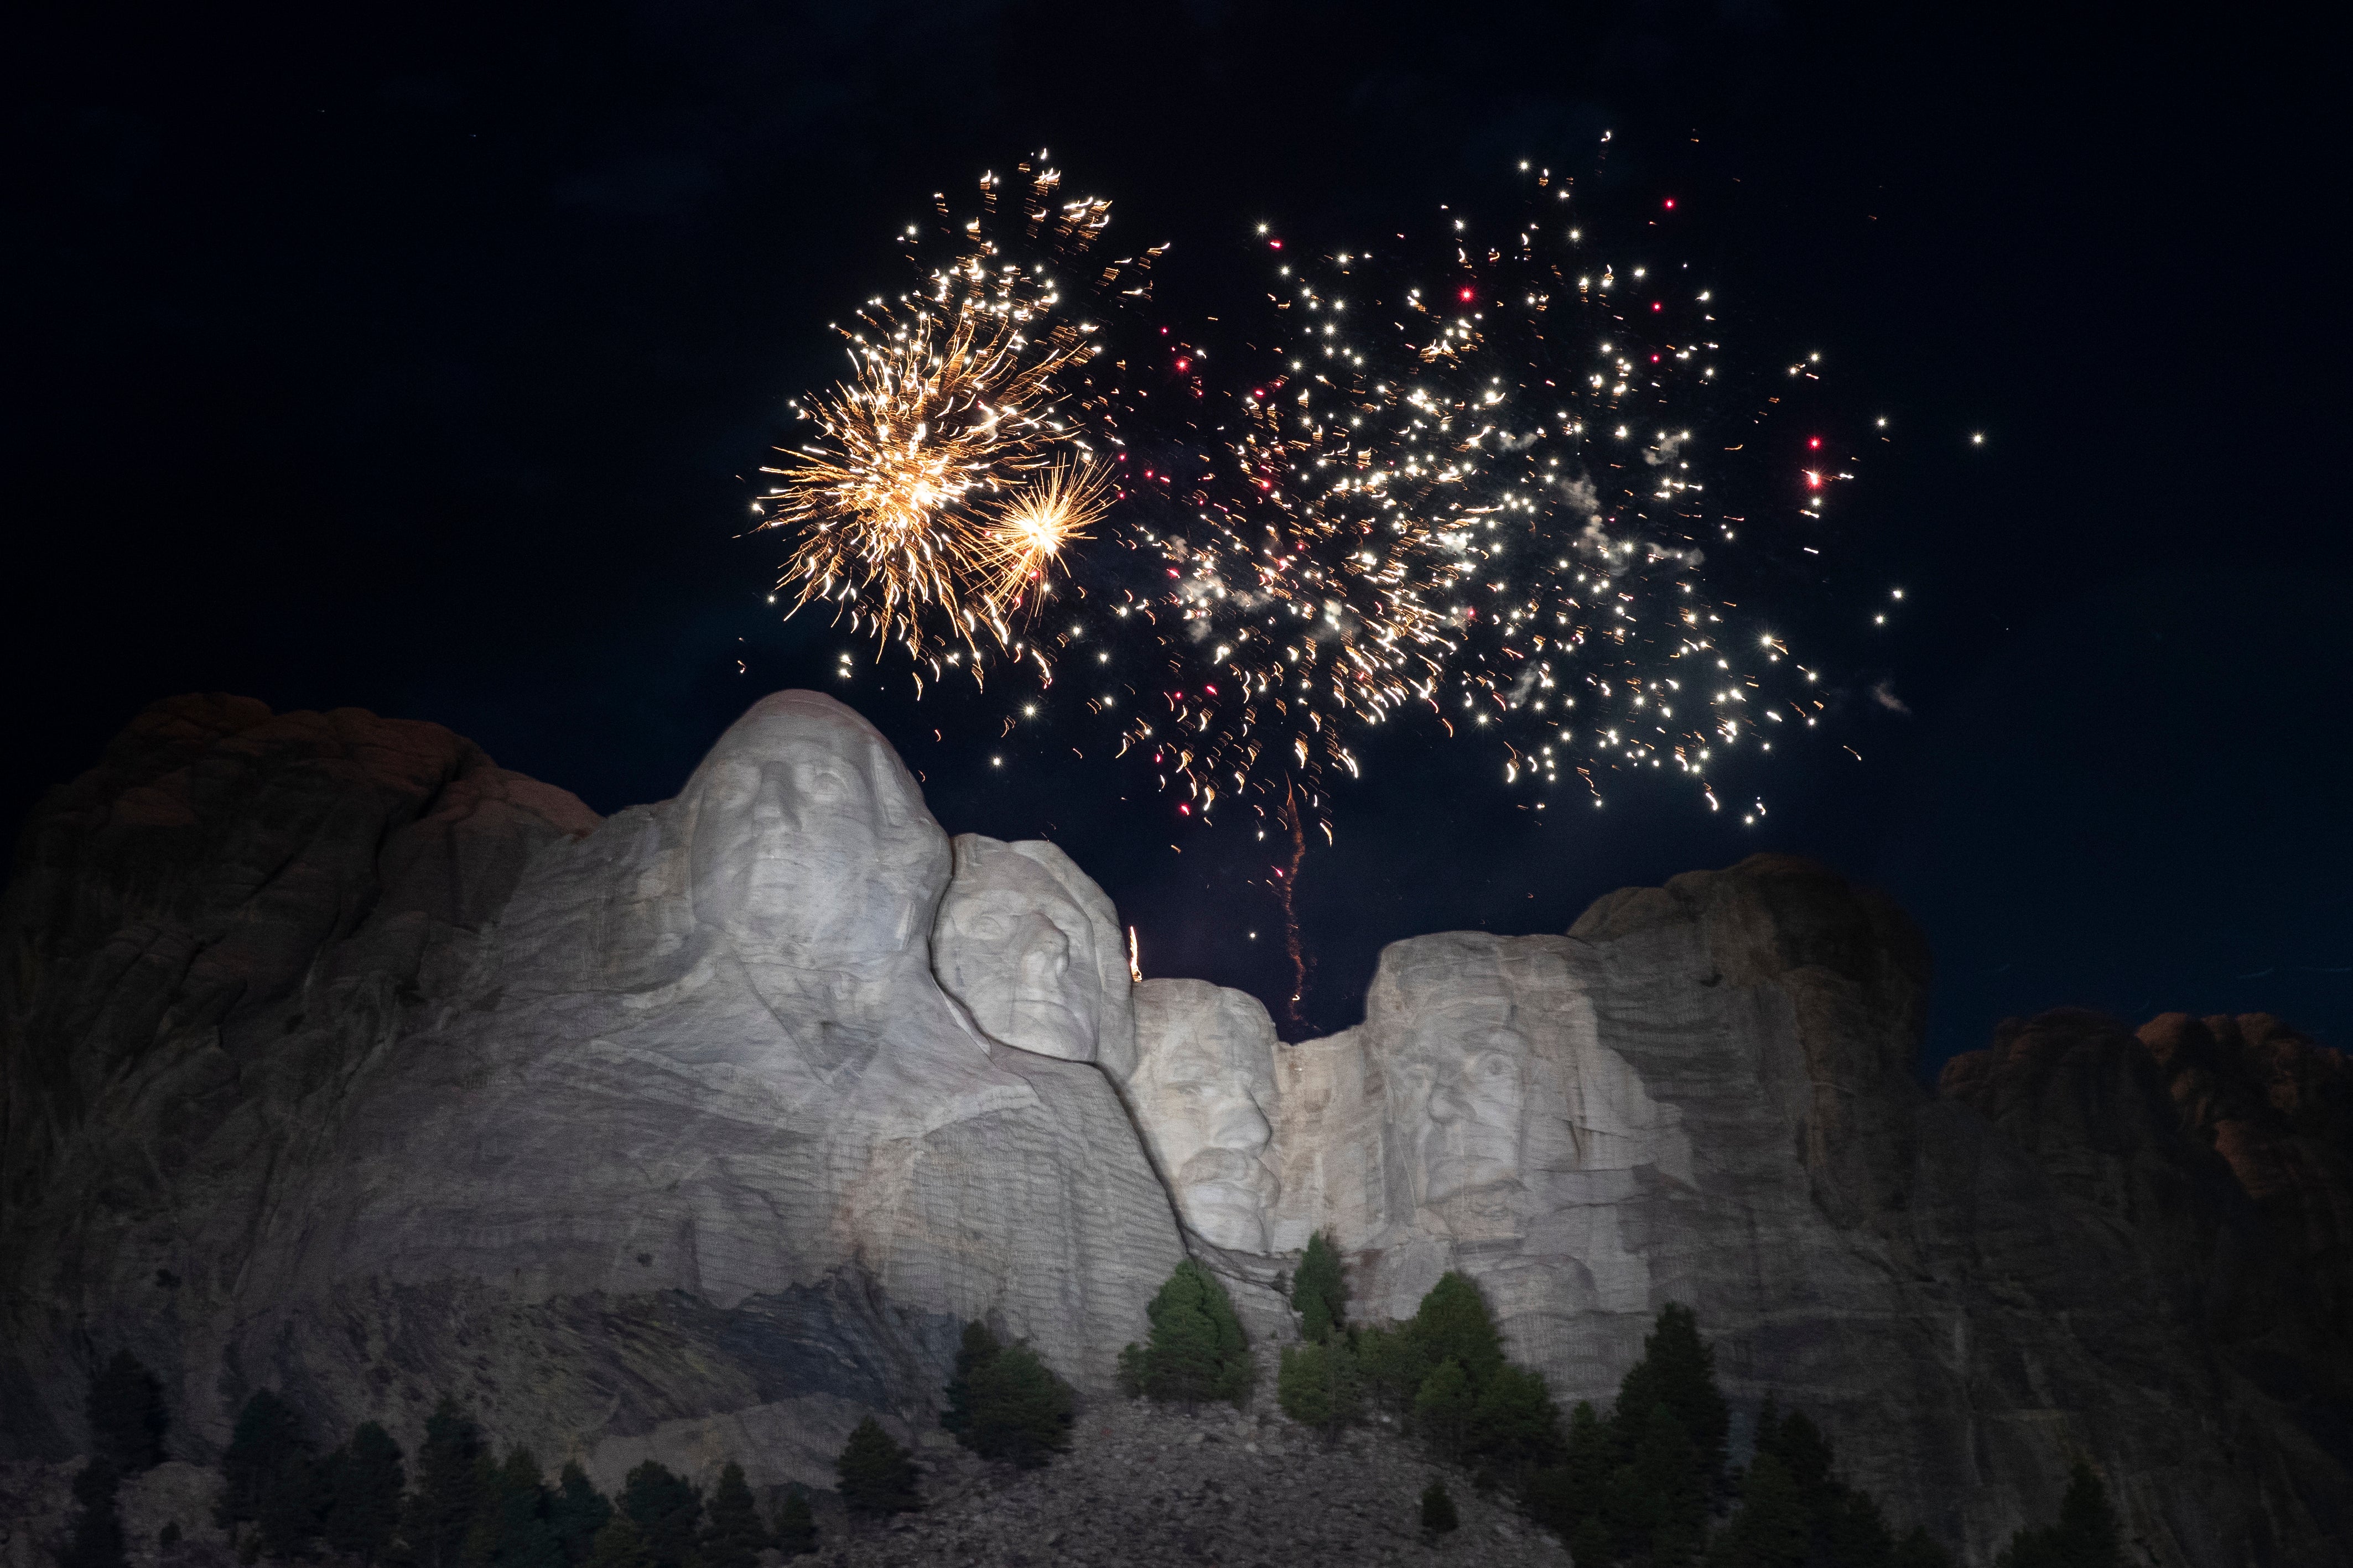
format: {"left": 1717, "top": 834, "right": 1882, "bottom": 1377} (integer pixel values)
{"left": 1277, "top": 779, "right": 1312, "bottom": 1033}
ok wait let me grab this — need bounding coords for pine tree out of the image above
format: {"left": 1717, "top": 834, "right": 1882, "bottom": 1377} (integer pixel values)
{"left": 401, "top": 1396, "right": 487, "bottom": 1568}
{"left": 215, "top": 1390, "right": 310, "bottom": 1529}
{"left": 62, "top": 1460, "right": 127, "bottom": 1568}
{"left": 1612, "top": 1304, "right": 1729, "bottom": 1497}
{"left": 1465, "top": 1362, "right": 1562, "bottom": 1491}
{"left": 1419, "top": 1476, "right": 1458, "bottom": 1538}
{"left": 88, "top": 1351, "right": 167, "bottom": 1474}
{"left": 1562, "top": 1400, "right": 1613, "bottom": 1523}
{"left": 963, "top": 1343, "right": 1076, "bottom": 1467}
{"left": 549, "top": 1463, "right": 615, "bottom": 1566}
{"left": 771, "top": 1490, "right": 817, "bottom": 1559}
{"left": 617, "top": 1461, "right": 702, "bottom": 1568}
{"left": 1353, "top": 1324, "right": 1434, "bottom": 1418}
{"left": 469, "top": 1448, "right": 563, "bottom": 1568}
{"left": 1995, "top": 1461, "right": 2122, "bottom": 1568}
{"left": 321, "top": 1422, "right": 406, "bottom": 1565}
{"left": 1704, "top": 1450, "right": 1808, "bottom": 1568}
{"left": 1291, "top": 1231, "right": 1348, "bottom": 1345}
{"left": 1406, "top": 1273, "right": 1505, "bottom": 1388}
{"left": 1133, "top": 1260, "right": 1251, "bottom": 1409}
{"left": 583, "top": 1517, "right": 653, "bottom": 1568}
{"left": 1522, "top": 1397, "right": 1617, "bottom": 1546}
{"left": 939, "top": 1322, "right": 1000, "bottom": 1442}
{"left": 834, "top": 1417, "right": 918, "bottom": 1517}
{"left": 1567, "top": 1515, "right": 1612, "bottom": 1567}
{"left": 1620, "top": 1402, "right": 1705, "bottom": 1564}
{"left": 1276, "top": 1341, "right": 1363, "bottom": 1442}
{"left": 1413, "top": 1358, "right": 1477, "bottom": 1464}
{"left": 698, "top": 1462, "right": 766, "bottom": 1568}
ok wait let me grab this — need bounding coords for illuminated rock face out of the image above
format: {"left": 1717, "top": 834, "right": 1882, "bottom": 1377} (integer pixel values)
{"left": 1122, "top": 978, "right": 1282, "bottom": 1253}
{"left": 1266, "top": 930, "right": 1692, "bottom": 1336}
{"left": 932, "top": 833, "right": 1136, "bottom": 1075}
{"left": 0, "top": 691, "right": 1182, "bottom": 1503}
{"left": 3, "top": 693, "right": 2346, "bottom": 1568}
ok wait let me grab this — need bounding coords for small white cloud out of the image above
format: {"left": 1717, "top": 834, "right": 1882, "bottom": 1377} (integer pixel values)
{"left": 1869, "top": 679, "right": 1911, "bottom": 716}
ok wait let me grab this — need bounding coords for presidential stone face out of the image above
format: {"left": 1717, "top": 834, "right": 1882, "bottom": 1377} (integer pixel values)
{"left": 931, "top": 835, "right": 1135, "bottom": 1071}
{"left": 1368, "top": 941, "right": 1537, "bottom": 1221}
{"left": 1123, "top": 979, "right": 1281, "bottom": 1252}
{"left": 682, "top": 690, "right": 946, "bottom": 972}
{"left": 1415, "top": 1015, "right": 1532, "bottom": 1207}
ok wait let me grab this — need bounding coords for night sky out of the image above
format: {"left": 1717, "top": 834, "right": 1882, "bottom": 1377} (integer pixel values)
{"left": 11, "top": 3, "right": 2346, "bottom": 1073}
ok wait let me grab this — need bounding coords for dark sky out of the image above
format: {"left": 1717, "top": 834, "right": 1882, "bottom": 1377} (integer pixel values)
{"left": 11, "top": 2, "right": 2346, "bottom": 1072}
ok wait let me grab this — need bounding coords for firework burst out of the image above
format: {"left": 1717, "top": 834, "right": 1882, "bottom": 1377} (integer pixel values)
{"left": 1104, "top": 165, "right": 1848, "bottom": 836}
{"left": 760, "top": 158, "right": 1148, "bottom": 678}
{"left": 981, "top": 456, "right": 1111, "bottom": 609}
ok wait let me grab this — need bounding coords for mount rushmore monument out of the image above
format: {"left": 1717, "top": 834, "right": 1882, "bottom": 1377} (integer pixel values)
{"left": 3, "top": 690, "right": 2347, "bottom": 1564}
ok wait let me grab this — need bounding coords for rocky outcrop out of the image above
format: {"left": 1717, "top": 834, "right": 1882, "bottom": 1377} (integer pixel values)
{"left": 3, "top": 691, "right": 2348, "bottom": 1566}
{"left": 0, "top": 691, "right": 1183, "bottom": 1501}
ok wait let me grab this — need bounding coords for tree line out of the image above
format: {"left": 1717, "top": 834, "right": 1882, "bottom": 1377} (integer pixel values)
{"left": 61, "top": 1287, "right": 2122, "bottom": 1568}
{"left": 1268, "top": 1231, "right": 2126, "bottom": 1566}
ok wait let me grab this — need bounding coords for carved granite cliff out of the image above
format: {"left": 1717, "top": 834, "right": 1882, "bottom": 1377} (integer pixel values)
{"left": 0, "top": 691, "right": 1182, "bottom": 1498}
{"left": 3, "top": 691, "right": 2347, "bottom": 1566}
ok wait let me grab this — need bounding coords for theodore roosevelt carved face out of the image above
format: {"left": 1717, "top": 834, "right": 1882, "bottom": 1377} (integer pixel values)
{"left": 1124, "top": 980, "right": 1280, "bottom": 1252}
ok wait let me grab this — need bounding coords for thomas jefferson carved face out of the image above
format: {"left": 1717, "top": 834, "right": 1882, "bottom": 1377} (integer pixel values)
{"left": 684, "top": 692, "right": 941, "bottom": 968}
{"left": 931, "top": 836, "right": 1133, "bottom": 1067}
{"left": 936, "top": 882, "right": 1093, "bottom": 1061}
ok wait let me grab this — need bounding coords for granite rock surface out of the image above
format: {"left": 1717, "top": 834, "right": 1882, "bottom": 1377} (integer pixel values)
{"left": 3, "top": 690, "right": 2348, "bottom": 1565}
{"left": 0, "top": 691, "right": 1183, "bottom": 1503}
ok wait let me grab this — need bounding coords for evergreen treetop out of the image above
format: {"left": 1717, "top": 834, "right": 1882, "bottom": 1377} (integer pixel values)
{"left": 1613, "top": 1303, "right": 1729, "bottom": 1493}
{"left": 320, "top": 1421, "right": 406, "bottom": 1566}
{"left": 967, "top": 1342, "right": 1076, "bottom": 1467}
{"left": 1412, "top": 1358, "right": 1478, "bottom": 1464}
{"left": 1292, "top": 1230, "right": 1348, "bottom": 1345}
{"left": 550, "top": 1463, "right": 614, "bottom": 1566}
{"left": 583, "top": 1515, "right": 653, "bottom": 1568}
{"left": 699, "top": 1461, "right": 768, "bottom": 1568}
{"left": 617, "top": 1461, "right": 702, "bottom": 1568}
{"left": 772, "top": 1489, "right": 817, "bottom": 1559}
{"left": 1465, "top": 1363, "right": 1562, "bottom": 1491}
{"left": 467, "top": 1447, "right": 563, "bottom": 1568}
{"left": 939, "top": 1321, "right": 1001, "bottom": 1440}
{"left": 1995, "top": 1461, "right": 2122, "bottom": 1568}
{"left": 835, "top": 1416, "right": 920, "bottom": 1516}
{"left": 1406, "top": 1272, "right": 1505, "bottom": 1388}
{"left": 1353, "top": 1323, "right": 1434, "bottom": 1415}
{"left": 1703, "top": 1450, "right": 1807, "bottom": 1568}
{"left": 1128, "top": 1259, "right": 1252, "bottom": 1409}
{"left": 401, "top": 1396, "right": 488, "bottom": 1568}
{"left": 1276, "top": 1340, "right": 1364, "bottom": 1442}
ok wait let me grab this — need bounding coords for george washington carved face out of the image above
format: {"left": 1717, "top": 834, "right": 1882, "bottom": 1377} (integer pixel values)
{"left": 683, "top": 691, "right": 944, "bottom": 971}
